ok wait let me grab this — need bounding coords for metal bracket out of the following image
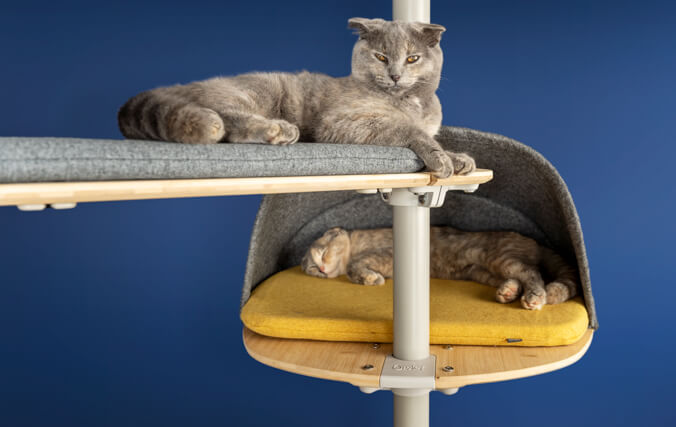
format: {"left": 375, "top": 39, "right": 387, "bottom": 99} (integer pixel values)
{"left": 358, "top": 354, "right": 448, "bottom": 396}
{"left": 358, "top": 184, "right": 478, "bottom": 209}
{"left": 357, "top": 354, "right": 461, "bottom": 396}
{"left": 380, "top": 354, "right": 436, "bottom": 391}
{"left": 407, "top": 184, "right": 479, "bottom": 208}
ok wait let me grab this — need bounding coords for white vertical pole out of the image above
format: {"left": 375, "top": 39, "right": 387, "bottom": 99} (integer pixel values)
{"left": 389, "top": 187, "right": 431, "bottom": 427}
{"left": 392, "top": 197, "right": 430, "bottom": 361}
{"left": 393, "top": 0, "right": 430, "bottom": 23}
{"left": 390, "top": 3, "right": 432, "bottom": 427}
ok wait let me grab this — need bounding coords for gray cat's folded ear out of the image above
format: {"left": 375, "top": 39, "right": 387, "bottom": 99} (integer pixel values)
{"left": 348, "top": 17, "right": 386, "bottom": 39}
{"left": 412, "top": 22, "right": 446, "bottom": 47}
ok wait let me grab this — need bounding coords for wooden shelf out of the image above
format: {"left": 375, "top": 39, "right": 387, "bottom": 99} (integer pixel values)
{"left": 243, "top": 327, "right": 593, "bottom": 389}
{"left": 0, "top": 169, "right": 492, "bottom": 206}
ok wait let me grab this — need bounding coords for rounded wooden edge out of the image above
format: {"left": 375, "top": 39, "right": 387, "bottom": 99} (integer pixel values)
{"left": 242, "top": 327, "right": 383, "bottom": 387}
{"left": 0, "top": 170, "right": 493, "bottom": 206}
{"left": 243, "top": 327, "right": 593, "bottom": 389}
{"left": 434, "top": 329, "right": 594, "bottom": 388}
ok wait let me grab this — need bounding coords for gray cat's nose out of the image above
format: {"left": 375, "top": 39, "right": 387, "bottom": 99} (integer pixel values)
{"left": 390, "top": 74, "right": 401, "bottom": 82}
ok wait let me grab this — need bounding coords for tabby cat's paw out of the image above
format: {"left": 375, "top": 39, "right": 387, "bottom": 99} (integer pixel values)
{"left": 265, "top": 120, "right": 300, "bottom": 145}
{"left": 445, "top": 151, "right": 476, "bottom": 175}
{"left": 362, "top": 270, "right": 385, "bottom": 286}
{"left": 171, "top": 107, "right": 225, "bottom": 144}
{"left": 496, "top": 279, "right": 521, "bottom": 303}
{"left": 521, "top": 289, "right": 546, "bottom": 310}
{"left": 424, "top": 150, "right": 454, "bottom": 178}
{"left": 349, "top": 269, "right": 385, "bottom": 286}
{"left": 545, "top": 282, "right": 571, "bottom": 304}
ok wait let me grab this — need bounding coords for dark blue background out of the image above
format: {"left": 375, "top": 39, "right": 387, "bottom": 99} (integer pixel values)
{"left": 1, "top": 0, "right": 674, "bottom": 425}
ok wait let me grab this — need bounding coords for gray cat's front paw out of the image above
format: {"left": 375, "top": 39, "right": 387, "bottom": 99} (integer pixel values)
{"left": 265, "top": 120, "right": 300, "bottom": 145}
{"left": 445, "top": 151, "right": 476, "bottom": 175}
{"left": 521, "top": 289, "right": 546, "bottom": 310}
{"left": 423, "top": 150, "right": 454, "bottom": 178}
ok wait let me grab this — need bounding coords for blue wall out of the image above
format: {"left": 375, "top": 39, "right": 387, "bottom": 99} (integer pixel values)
{"left": 1, "top": 1, "right": 675, "bottom": 425}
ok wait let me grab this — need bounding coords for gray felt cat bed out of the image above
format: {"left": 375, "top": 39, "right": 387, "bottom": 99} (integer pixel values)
{"left": 240, "top": 126, "right": 597, "bottom": 329}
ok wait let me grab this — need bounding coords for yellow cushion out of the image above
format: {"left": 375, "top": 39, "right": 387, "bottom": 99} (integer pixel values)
{"left": 241, "top": 266, "right": 589, "bottom": 347}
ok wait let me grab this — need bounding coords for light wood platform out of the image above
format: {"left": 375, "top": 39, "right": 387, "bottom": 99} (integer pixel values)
{"left": 0, "top": 169, "right": 492, "bottom": 206}
{"left": 243, "top": 327, "right": 593, "bottom": 389}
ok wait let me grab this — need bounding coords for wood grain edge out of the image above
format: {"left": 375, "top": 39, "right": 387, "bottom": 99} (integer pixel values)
{"left": 0, "top": 170, "right": 492, "bottom": 206}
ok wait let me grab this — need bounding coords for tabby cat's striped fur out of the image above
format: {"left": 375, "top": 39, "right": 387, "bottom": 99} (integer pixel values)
{"left": 301, "top": 227, "right": 578, "bottom": 310}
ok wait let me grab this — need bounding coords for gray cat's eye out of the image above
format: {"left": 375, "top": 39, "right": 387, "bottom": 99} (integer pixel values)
{"left": 374, "top": 53, "right": 388, "bottom": 63}
{"left": 406, "top": 55, "right": 420, "bottom": 64}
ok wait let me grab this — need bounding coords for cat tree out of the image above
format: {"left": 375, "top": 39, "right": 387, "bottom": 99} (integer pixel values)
{"left": 0, "top": 1, "right": 596, "bottom": 426}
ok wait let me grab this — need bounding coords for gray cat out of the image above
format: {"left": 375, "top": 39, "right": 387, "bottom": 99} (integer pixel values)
{"left": 118, "top": 17, "right": 475, "bottom": 178}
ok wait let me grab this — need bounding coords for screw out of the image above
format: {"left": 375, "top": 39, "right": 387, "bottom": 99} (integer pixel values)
{"left": 442, "top": 366, "right": 454, "bottom": 373}
{"left": 362, "top": 364, "right": 375, "bottom": 371}
{"left": 372, "top": 343, "right": 380, "bottom": 349}
{"left": 444, "top": 345, "right": 453, "bottom": 350}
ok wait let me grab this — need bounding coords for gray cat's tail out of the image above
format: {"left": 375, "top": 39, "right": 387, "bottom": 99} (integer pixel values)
{"left": 118, "top": 90, "right": 161, "bottom": 140}
{"left": 540, "top": 247, "right": 579, "bottom": 304}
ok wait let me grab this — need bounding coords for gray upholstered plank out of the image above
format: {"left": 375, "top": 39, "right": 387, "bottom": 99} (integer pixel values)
{"left": 0, "top": 137, "right": 424, "bottom": 183}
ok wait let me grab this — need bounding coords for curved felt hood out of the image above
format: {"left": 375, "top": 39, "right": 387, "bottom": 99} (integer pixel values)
{"left": 242, "top": 126, "right": 598, "bottom": 329}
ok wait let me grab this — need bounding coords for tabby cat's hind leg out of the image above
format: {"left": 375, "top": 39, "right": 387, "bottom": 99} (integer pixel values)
{"left": 496, "top": 279, "right": 522, "bottom": 303}
{"left": 545, "top": 281, "right": 576, "bottom": 304}
{"left": 499, "top": 260, "right": 547, "bottom": 310}
{"left": 455, "top": 265, "right": 520, "bottom": 303}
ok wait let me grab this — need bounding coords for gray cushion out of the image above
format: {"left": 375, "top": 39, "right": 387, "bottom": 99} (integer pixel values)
{"left": 0, "top": 137, "right": 424, "bottom": 183}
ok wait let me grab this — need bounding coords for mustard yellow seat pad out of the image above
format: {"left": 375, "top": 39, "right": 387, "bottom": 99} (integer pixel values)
{"left": 241, "top": 266, "right": 589, "bottom": 347}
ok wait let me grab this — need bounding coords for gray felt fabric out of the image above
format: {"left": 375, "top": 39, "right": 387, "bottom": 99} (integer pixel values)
{"left": 0, "top": 137, "right": 423, "bottom": 183}
{"left": 242, "top": 126, "right": 598, "bottom": 329}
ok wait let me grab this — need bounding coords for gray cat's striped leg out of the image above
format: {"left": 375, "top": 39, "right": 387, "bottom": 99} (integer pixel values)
{"left": 401, "top": 135, "right": 454, "bottom": 178}
{"left": 315, "top": 114, "right": 454, "bottom": 178}
{"left": 220, "top": 111, "right": 299, "bottom": 145}
{"left": 118, "top": 90, "right": 225, "bottom": 143}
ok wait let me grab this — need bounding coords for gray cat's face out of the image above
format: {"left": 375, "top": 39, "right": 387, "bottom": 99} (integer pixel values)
{"left": 349, "top": 18, "right": 445, "bottom": 94}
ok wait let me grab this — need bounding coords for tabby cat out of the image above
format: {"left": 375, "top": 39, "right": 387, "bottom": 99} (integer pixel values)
{"left": 117, "top": 18, "right": 475, "bottom": 178}
{"left": 301, "top": 227, "right": 578, "bottom": 310}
